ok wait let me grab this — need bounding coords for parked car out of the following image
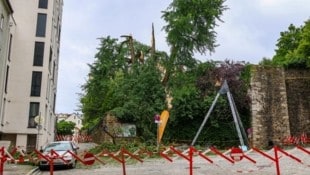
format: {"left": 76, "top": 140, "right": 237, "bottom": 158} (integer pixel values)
{"left": 38, "top": 141, "right": 79, "bottom": 170}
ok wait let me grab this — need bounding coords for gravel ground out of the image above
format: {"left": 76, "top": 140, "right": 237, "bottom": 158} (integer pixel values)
{"left": 3, "top": 145, "right": 310, "bottom": 175}
{"left": 74, "top": 147, "right": 310, "bottom": 175}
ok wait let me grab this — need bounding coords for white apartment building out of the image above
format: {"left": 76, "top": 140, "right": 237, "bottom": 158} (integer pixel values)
{"left": 0, "top": 1, "right": 13, "bottom": 123}
{"left": 0, "top": 0, "right": 63, "bottom": 152}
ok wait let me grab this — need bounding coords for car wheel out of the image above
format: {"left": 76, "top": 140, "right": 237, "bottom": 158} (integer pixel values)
{"left": 69, "top": 160, "right": 77, "bottom": 169}
{"left": 39, "top": 165, "right": 46, "bottom": 171}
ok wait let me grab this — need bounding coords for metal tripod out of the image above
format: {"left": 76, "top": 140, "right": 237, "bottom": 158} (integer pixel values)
{"left": 191, "top": 80, "right": 248, "bottom": 147}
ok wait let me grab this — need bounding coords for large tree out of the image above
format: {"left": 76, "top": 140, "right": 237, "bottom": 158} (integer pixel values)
{"left": 80, "top": 36, "right": 167, "bottom": 140}
{"left": 80, "top": 1, "right": 236, "bottom": 145}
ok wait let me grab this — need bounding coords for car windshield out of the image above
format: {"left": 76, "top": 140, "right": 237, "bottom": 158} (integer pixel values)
{"left": 44, "top": 142, "right": 72, "bottom": 152}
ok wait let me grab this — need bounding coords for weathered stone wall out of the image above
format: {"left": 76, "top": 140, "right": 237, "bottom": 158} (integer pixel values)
{"left": 250, "top": 66, "right": 290, "bottom": 148}
{"left": 285, "top": 69, "right": 310, "bottom": 136}
{"left": 250, "top": 66, "right": 310, "bottom": 148}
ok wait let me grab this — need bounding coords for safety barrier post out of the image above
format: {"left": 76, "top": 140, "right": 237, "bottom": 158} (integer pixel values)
{"left": 252, "top": 147, "right": 279, "bottom": 175}
{"left": 274, "top": 146, "right": 280, "bottom": 175}
{"left": 35, "top": 149, "right": 69, "bottom": 175}
{"left": 253, "top": 146, "right": 303, "bottom": 175}
{"left": 0, "top": 147, "right": 7, "bottom": 175}
{"left": 121, "top": 149, "right": 126, "bottom": 175}
{"left": 169, "top": 146, "right": 196, "bottom": 175}
{"left": 35, "top": 149, "right": 54, "bottom": 175}
{"left": 107, "top": 148, "right": 143, "bottom": 175}
{"left": 189, "top": 146, "right": 194, "bottom": 175}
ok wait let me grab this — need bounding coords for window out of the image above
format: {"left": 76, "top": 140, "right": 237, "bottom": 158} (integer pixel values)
{"left": 52, "top": 61, "right": 56, "bottom": 81}
{"left": 33, "top": 42, "right": 44, "bottom": 66}
{"left": 0, "top": 15, "right": 4, "bottom": 30}
{"left": 38, "top": 0, "right": 48, "bottom": 9}
{"left": 28, "top": 102, "right": 40, "bottom": 128}
{"left": 31, "top": 71, "right": 42, "bottom": 96}
{"left": 48, "top": 47, "right": 52, "bottom": 72}
{"left": 5, "top": 66, "right": 9, "bottom": 93}
{"left": 53, "top": 93, "right": 56, "bottom": 112}
{"left": 8, "top": 34, "right": 12, "bottom": 61}
{"left": 36, "top": 13, "right": 47, "bottom": 37}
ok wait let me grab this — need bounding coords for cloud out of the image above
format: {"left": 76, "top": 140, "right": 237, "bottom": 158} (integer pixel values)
{"left": 203, "top": 0, "right": 310, "bottom": 63}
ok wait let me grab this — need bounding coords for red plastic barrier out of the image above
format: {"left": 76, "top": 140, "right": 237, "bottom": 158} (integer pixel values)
{"left": 252, "top": 146, "right": 303, "bottom": 175}
{"left": 210, "top": 146, "right": 234, "bottom": 164}
{"left": 35, "top": 149, "right": 68, "bottom": 175}
{"left": 160, "top": 151, "right": 173, "bottom": 162}
{"left": 106, "top": 148, "right": 143, "bottom": 175}
{"left": 0, "top": 147, "right": 8, "bottom": 175}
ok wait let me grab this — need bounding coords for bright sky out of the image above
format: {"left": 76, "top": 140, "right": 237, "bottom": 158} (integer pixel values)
{"left": 56, "top": 0, "right": 310, "bottom": 114}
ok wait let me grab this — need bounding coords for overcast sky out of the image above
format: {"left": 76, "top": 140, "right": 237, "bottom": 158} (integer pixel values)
{"left": 55, "top": 0, "right": 310, "bottom": 114}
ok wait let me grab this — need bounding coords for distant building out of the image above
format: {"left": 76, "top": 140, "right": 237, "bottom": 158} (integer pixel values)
{"left": 56, "top": 113, "right": 83, "bottom": 143}
{"left": 56, "top": 113, "right": 83, "bottom": 130}
{"left": 0, "top": 0, "right": 63, "bottom": 152}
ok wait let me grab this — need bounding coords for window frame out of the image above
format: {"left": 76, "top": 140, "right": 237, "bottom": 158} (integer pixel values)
{"left": 30, "top": 71, "right": 42, "bottom": 97}
{"left": 33, "top": 42, "right": 45, "bottom": 66}
{"left": 38, "top": 0, "right": 48, "bottom": 9}
{"left": 35, "top": 13, "right": 47, "bottom": 37}
{"left": 28, "top": 102, "right": 40, "bottom": 128}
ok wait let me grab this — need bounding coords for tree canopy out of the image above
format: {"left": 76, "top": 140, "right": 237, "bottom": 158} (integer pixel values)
{"left": 266, "top": 19, "right": 310, "bottom": 68}
{"left": 80, "top": 36, "right": 167, "bottom": 140}
{"left": 161, "top": 0, "right": 227, "bottom": 85}
{"left": 56, "top": 120, "right": 76, "bottom": 135}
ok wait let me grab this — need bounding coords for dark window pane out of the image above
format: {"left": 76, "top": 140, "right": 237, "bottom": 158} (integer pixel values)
{"left": 8, "top": 34, "right": 12, "bottom": 61}
{"left": 33, "top": 42, "right": 44, "bottom": 66}
{"left": 28, "top": 102, "right": 40, "bottom": 128}
{"left": 5, "top": 66, "right": 9, "bottom": 93}
{"left": 31, "top": 71, "right": 42, "bottom": 96}
{"left": 49, "top": 47, "right": 52, "bottom": 72}
{"left": 38, "top": 0, "right": 48, "bottom": 9}
{"left": 36, "top": 13, "right": 47, "bottom": 37}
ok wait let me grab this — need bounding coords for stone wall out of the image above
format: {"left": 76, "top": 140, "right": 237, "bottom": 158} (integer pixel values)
{"left": 250, "top": 66, "right": 290, "bottom": 148}
{"left": 285, "top": 69, "right": 310, "bottom": 136}
{"left": 250, "top": 66, "right": 310, "bottom": 148}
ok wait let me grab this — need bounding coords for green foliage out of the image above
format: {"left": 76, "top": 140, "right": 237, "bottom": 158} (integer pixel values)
{"left": 259, "top": 57, "right": 274, "bottom": 66}
{"left": 163, "top": 60, "right": 251, "bottom": 147}
{"left": 109, "top": 60, "right": 166, "bottom": 140}
{"left": 80, "top": 36, "right": 167, "bottom": 141}
{"left": 161, "top": 0, "right": 227, "bottom": 86}
{"left": 162, "top": 0, "right": 227, "bottom": 61}
{"left": 80, "top": 36, "right": 124, "bottom": 126}
{"left": 56, "top": 120, "right": 76, "bottom": 135}
{"left": 89, "top": 141, "right": 158, "bottom": 156}
{"left": 272, "top": 20, "right": 310, "bottom": 68}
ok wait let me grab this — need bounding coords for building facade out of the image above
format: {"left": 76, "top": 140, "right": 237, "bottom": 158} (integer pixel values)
{"left": 0, "top": 0, "right": 63, "bottom": 152}
{"left": 0, "top": 0, "right": 13, "bottom": 132}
